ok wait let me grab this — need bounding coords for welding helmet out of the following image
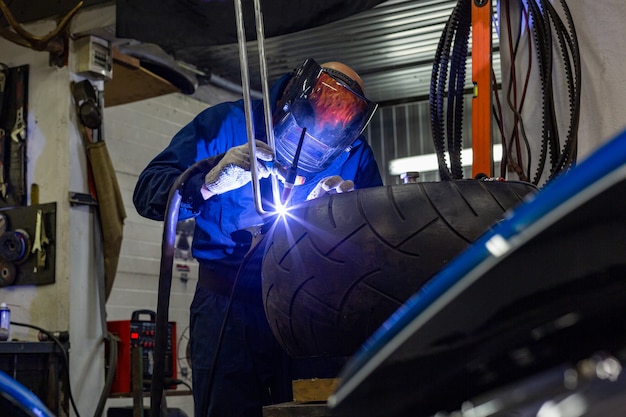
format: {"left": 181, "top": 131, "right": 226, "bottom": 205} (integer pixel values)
{"left": 273, "top": 59, "right": 378, "bottom": 174}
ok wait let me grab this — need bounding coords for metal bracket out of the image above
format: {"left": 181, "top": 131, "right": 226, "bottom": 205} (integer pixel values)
{"left": 68, "top": 192, "right": 98, "bottom": 206}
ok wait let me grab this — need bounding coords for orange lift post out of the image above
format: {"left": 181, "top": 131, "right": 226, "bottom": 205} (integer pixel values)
{"left": 471, "top": 0, "right": 493, "bottom": 178}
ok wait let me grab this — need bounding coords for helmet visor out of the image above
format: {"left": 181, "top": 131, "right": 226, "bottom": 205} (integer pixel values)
{"left": 273, "top": 59, "right": 378, "bottom": 173}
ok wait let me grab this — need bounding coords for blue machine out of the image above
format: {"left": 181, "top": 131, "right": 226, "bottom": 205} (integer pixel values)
{"left": 0, "top": 369, "right": 55, "bottom": 417}
{"left": 329, "top": 129, "right": 626, "bottom": 417}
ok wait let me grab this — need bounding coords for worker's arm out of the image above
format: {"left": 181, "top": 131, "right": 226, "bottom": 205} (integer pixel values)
{"left": 133, "top": 104, "right": 231, "bottom": 221}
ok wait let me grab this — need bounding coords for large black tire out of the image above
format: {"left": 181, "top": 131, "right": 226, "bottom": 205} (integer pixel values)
{"left": 262, "top": 180, "right": 537, "bottom": 358}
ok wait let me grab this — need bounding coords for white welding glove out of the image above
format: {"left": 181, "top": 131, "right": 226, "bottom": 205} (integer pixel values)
{"left": 202, "top": 140, "right": 274, "bottom": 199}
{"left": 306, "top": 176, "right": 355, "bottom": 200}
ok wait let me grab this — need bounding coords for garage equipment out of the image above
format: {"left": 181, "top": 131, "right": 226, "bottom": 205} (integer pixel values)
{"left": 107, "top": 310, "right": 177, "bottom": 395}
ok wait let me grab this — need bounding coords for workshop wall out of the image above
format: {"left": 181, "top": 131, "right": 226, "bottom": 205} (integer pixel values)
{"left": 0, "top": 18, "right": 97, "bottom": 417}
{"left": 0, "top": 16, "right": 233, "bottom": 417}
{"left": 0, "top": 23, "right": 73, "bottom": 338}
{"left": 103, "top": 95, "right": 207, "bottom": 323}
{"left": 102, "top": 85, "right": 239, "bottom": 416}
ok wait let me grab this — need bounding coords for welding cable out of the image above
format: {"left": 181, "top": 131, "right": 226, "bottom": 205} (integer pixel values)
{"left": 544, "top": 0, "right": 581, "bottom": 178}
{"left": 516, "top": 5, "right": 535, "bottom": 181}
{"left": 541, "top": 0, "right": 573, "bottom": 176}
{"left": 526, "top": 0, "right": 580, "bottom": 185}
{"left": 143, "top": 377, "right": 193, "bottom": 392}
{"left": 503, "top": 0, "right": 525, "bottom": 178}
{"left": 545, "top": 6, "right": 574, "bottom": 177}
{"left": 150, "top": 155, "right": 222, "bottom": 417}
{"left": 149, "top": 154, "right": 276, "bottom": 417}
{"left": 200, "top": 228, "right": 270, "bottom": 417}
{"left": 430, "top": 18, "right": 452, "bottom": 180}
{"left": 503, "top": 0, "right": 533, "bottom": 181}
{"left": 537, "top": 0, "right": 562, "bottom": 174}
{"left": 529, "top": 0, "right": 576, "bottom": 184}
{"left": 539, "top": 0, "right": 560, "bottom": 175}
{"left": 439, "top": 0, "right": 465, "bottom": 179}
{"left": 430, "top": 0, "right": 467, "bottom": 180}
{"left": 94, "top": 331, "right": 120, "bottom": 417}
{"left": 444, "top": 9, "right": 462, "bottom": 177}
{"left": 502, "top": 0, "right": 522, "bottom": 178}
{"left": 430, "top": 0, "right": 461, "bottom": 180}
{"left": 551, "top": 0, "right": 581, "bottom": 174}
{"left": 447, "top": 0, "right": 471, "bottom": 179}
{"left": 526, "top": 0, "right": 553, "bottom": 185}
{"left": 560, "top": 0, "right": 582, "bottom": 157}
{"left": 11, "top": 321, "right": 81, "bottom": 417}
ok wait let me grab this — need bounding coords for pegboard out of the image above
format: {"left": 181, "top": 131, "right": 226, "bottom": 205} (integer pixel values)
{"left": 0, "top": 202, "right": 56, "bottom": 287}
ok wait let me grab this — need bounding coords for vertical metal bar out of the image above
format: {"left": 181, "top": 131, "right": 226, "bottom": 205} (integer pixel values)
{"left": 253, "top": 0, "right": 282, "bottom": 206}
{"left": 471, "top": 0, "right": 493, "bottom": 178}
{"left": 132, "top": 347, "right": 144, "bottom": 417}
{"left": 233, "top": 0, "right": 269, "bottom": 215}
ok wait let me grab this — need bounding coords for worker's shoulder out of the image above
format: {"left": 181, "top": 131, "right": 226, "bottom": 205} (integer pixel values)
{"left": 199, "top": 99, "right": 245, "bottom": 117}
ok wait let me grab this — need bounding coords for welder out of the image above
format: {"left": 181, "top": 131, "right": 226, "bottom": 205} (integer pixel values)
{"left": 133, "top": 58, "right": 382, "bottom": 417}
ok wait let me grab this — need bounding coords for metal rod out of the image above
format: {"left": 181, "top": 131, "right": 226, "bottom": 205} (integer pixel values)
{"left": 253, "top": 0, "right": 282, "bottom": 207}
{"left": 233, "top": 0, "right": 269, "bottom": 215}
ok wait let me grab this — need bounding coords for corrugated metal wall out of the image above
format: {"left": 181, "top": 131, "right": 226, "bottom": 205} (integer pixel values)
{"left": 366, "top": 95, "right": 475, "bottom": 185}
{"left": 202, "top": 0, "right": 500, "bottom": 105}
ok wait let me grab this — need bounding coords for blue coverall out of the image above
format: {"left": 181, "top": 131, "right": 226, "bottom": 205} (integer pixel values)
{"left": 133, "top": 72, "right": 382, "bottom": 417}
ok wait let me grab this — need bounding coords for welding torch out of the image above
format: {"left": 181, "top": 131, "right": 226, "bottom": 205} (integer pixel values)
{"left": 280, "top": 127, "right": 306, "bottom": 205}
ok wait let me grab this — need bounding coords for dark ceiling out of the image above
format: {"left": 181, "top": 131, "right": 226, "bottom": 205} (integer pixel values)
{"left": 2, "top": 0, "right": 499, "bottom": 106}
{"left": 187, "top": 0, "right": 461, "bottom": 105}
{"left": 114, "top": 0, "right": 490, "bottom": 106}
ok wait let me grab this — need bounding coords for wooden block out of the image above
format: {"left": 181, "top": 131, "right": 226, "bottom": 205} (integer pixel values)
{"left": 292, "top": 378, "right": 338, "bottom": 403}
{"left": 104, "top": 49, "right": 179, "bottom": 107}
{"left": 263, "top": 402, "right": 332, "bottom": 417}
{"left": 112, "top": 47, "right": 140, "bottom": 68}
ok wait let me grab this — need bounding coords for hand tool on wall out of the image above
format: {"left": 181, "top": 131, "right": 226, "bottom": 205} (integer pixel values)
{"left": 0, "top": 203, "right": 57, "bottom": 287}
{"left": 0, "top": 63, "right": 7, "bottom": 116}
{"left": 0, "top": 129, "right": 6, "bottom": 200}
{"left": 10, "top": 76, "right": 25, "bottom": 142}
{"left": 30, "top": 209, "right": 49, "bottom": 272}
{"left": 0, "top": 62, "right": 9, "bottom": 105}
{"left": 7, "top": 65, "right": 28, "bottom": 206}
{"left": 0, "top": 64, "right": 7, "bottom": 199}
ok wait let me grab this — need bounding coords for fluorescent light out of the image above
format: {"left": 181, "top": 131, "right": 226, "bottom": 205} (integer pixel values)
{"left": 388, "top": 144, "right": 503, "bottom": 175}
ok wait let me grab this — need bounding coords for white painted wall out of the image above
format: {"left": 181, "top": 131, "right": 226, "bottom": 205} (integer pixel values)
{"left": 0, "top": 18, "right": 96, "bottom": 417}
{"left": 1, "top": 2, "right": 626, "bottom": 417}
{"left": 102, "top": 93, "right": 211, "bottom": 417}
{"left": 0, "top": 21, "right": 72, "bottom": 340}
{"left": 573, "top": 0, "right": 626, "bottom": 156}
